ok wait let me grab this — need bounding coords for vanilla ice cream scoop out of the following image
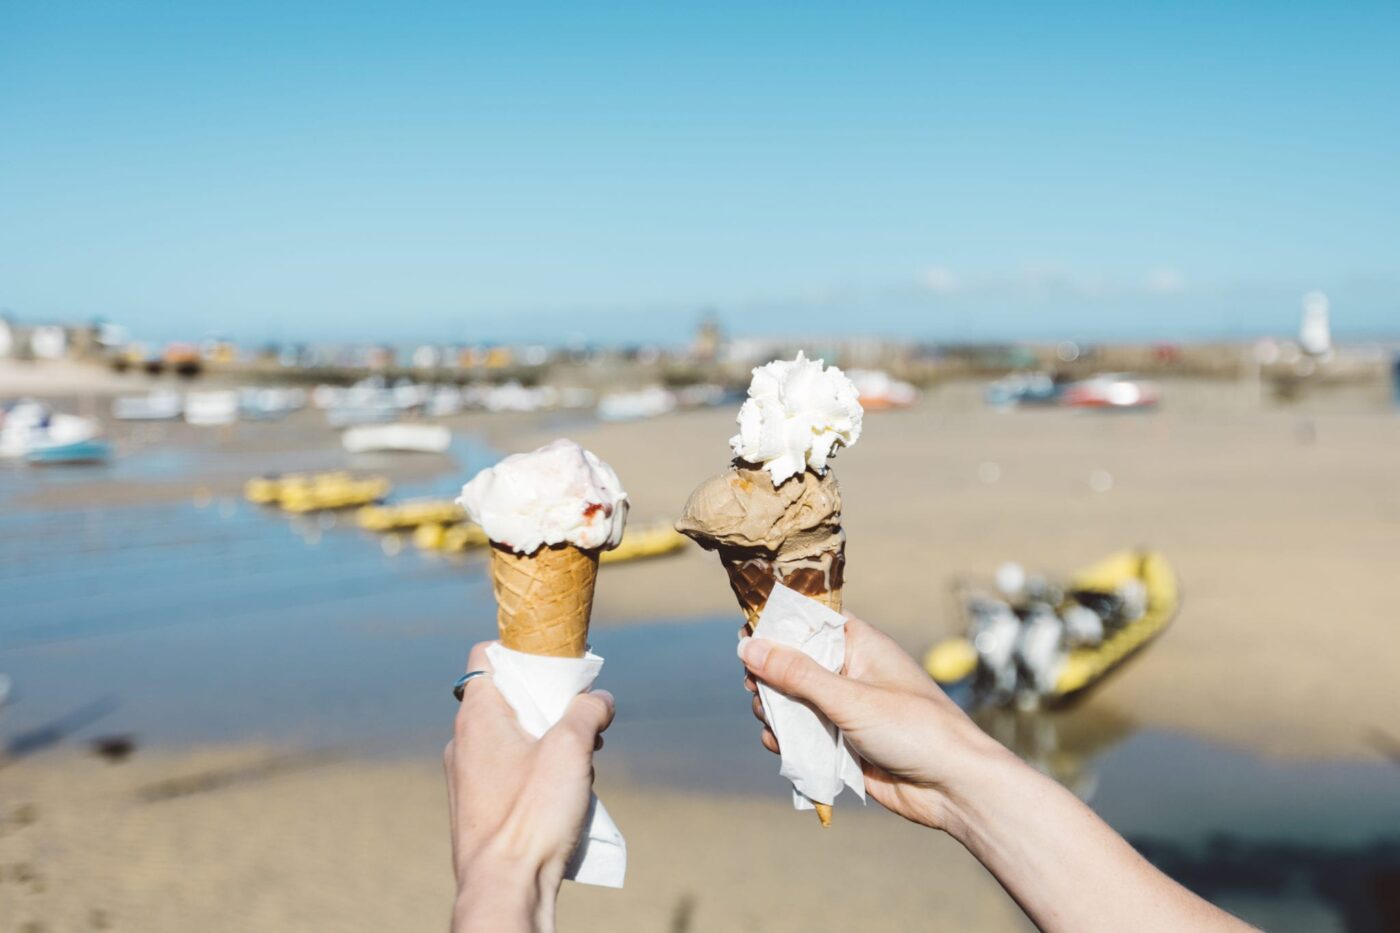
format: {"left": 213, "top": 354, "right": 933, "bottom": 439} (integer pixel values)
{"left": 457, "top": 439, "right": 629, "bottom": 555}
{"left": 730, "top": 352, "right": 863, "bottom": 485}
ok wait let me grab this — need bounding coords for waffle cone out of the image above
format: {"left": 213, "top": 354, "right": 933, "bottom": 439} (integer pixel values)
{"left": 721, "top": 543, "right": 845, "bottom": 827}
{"left": 488, "top": 542, "right": 598, "bottom": 658}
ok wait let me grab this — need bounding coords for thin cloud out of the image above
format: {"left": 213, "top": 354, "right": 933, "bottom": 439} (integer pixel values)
{"left": 920, "top": 265, "right": 959, "bottom": 294}
{"left": 1146, "top": 267, "right": 1186, "bottom": 294}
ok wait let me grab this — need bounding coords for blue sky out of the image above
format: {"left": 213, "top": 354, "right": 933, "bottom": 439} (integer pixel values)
{"left": 2, "top": 1, "right": 1397, "bottom": 345}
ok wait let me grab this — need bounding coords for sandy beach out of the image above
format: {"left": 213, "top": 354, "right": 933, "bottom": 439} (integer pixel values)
{"left": 0, "top": 747, "right": 1029, "bottom": 932}
{"left": 3, "top": 369, "right": 1399, "bottom": 931}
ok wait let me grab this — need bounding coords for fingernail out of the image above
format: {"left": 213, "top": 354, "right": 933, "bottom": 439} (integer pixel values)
{"left": 592, "top": 689, "right": 615, "bottom": 711}
{"left": 739, "top": 637, "right": 771, "bottom": 669}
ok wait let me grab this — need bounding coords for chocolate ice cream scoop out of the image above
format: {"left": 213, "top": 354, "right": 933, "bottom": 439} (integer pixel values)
{"left": 676, "top": 462, "right": 845, "bottom": 624}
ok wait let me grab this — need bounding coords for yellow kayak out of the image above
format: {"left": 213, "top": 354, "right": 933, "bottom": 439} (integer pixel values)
{"left": 358, "top": 499, "right": 465, "bottom": 532}
{"left": 412, "top": 520, "right": 688, "bottom": 564}
{"left": 924, "top": 550, "right": 1178, "bottom": 703}
{"left": 413, "top": 521, "right": 490, "bottom": 553}
{"left": 244, "top": 471, "right": 351, "bottom": 505}
{"left": 278, "top": 476, "right": 392, "bottom": 513}
{"left": 599, "top": 523, "right": 689, "bottom": 564}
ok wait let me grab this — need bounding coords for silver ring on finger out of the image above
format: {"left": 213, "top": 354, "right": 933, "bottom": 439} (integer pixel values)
{"left": 453, "top": 670, "right": 491, "bottom": 702}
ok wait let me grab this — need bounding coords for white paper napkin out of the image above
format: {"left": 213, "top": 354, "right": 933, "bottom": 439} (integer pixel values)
{"left": 752, "top": 582, "right": 866, "bottom": 814}
{"left": 484, "top": 643, "right": 626, "bottom": 888}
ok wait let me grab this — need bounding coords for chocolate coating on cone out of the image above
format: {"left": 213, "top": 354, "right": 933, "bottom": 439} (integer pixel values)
{"left": 488, "top": 542, "right": 598, "bottom": 658}
{"left": 721, "top": 546, "right": 845, "bottom": 629}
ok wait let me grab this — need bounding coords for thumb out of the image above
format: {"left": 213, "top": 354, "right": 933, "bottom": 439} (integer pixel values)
{"left": 739, "top": 637, "right": 860, "bottom": 715}
{"left": 549, "top": 689, "right": 616, "bottom": 751}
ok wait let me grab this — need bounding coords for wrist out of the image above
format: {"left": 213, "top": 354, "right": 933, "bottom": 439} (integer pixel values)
{"left": 928, "top": 715, "right": 1024, "bottom": 844}
{"left": 454, "top": 857, "right": 558, "bottom": 933}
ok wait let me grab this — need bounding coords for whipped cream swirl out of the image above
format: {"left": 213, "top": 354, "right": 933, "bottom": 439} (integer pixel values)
{"left": 458, "top": 439, "right": 629, "bottom": 555}
{"left": 729, "top": 351, "right": 863, "bottom": 485}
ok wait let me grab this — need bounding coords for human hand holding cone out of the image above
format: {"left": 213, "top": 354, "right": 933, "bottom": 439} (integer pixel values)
{"left": 677, "top": 352, "right": 863, "bottom": 826}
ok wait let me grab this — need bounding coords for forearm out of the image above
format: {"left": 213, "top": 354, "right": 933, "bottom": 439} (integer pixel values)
{"left": 452, "top": 864, "right": 557, "bottom": 933}
{"left": 944, "top": 743, "right": 1254, "bottom": 933}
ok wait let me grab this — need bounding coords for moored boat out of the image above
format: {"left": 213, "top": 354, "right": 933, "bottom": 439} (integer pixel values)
{"left": 244, "top": 471, "right": 352, "bottom": 505}
{"left": 342, "top": 423, "right": 451, "bottom": 454}
{"left": 848, "top": 370, "right": 919, "bottom": 411}
{"left": 357, "top": 498, "right": 464, "bottom": 531}
{"left": 1061, "top": 373, "right": 1160, "bottom": 410}
{"left": 278, "top": 475, "right": 392, "bottom": 513}
{"left": 0, "top": 400, "right": 101, "bottom": 458}
{"left": 924, "top": 550, "right": 1178, "bottom": 707}
{"left": 184, "top": 390, "right": 240, "bottom": 426}
{"left": 598, "top": 523, "right": 689, "bottom": 564}
{"left": 26, "top": 438, "right": 113, "bottom": 465}
{"left": 113, "top": 390, "right": 183, "bottom": 421}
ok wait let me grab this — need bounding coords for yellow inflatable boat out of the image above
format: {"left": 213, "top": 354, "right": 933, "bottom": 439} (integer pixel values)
{"left": 599, "top": 523, "right": 689, "bottom": 565}
{"left": 357, "top": 499, "right": 465, "bottom": 532}
{"left": 277, "top": 476, "right": 392, "bottom": 513}
{"left": 244, "top": 471, "right": 351, "bottom": 505}
{"left": 924, "top": 550, "right": 1178, "bottom": 704}
{"left": 413, "top": 521, "right": 490, "bottom": 553}
{"left": 412, "top": 520, "right": 688, "bottom": 564}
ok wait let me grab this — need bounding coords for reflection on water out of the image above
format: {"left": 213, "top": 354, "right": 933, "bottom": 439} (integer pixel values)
{"left": 4, "top": 464, "right": 1400, "bottom": 931}
{"left": 1, "top": 697, "right": 118, "bottom": 765}
{"left": 1131, "top": 836, "right": 1400, "bottom": 933}
{"left": 973, "top": 707, "right": 1400, "bottom": 930}
{"left": 974, "top": 706, "right": 1139, "bottom": 802}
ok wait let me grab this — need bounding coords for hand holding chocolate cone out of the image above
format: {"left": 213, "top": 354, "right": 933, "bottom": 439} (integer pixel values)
{"left": 676, "top": 352, "right": 864, "bottom": 825}
{"left": 458, "top": 439, "right": 629, "bottom": 657}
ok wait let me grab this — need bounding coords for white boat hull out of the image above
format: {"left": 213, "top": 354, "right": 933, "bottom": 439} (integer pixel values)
{"left": 0, "top": 412, "right": 100, "bottom": 458}
{"left": 342, "top": 423, "right": 451, "bottom": 454}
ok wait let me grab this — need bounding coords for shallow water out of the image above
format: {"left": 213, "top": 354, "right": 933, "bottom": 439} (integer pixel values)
{"left": 3, "top": 456, "right": 1399, "bottom": 931}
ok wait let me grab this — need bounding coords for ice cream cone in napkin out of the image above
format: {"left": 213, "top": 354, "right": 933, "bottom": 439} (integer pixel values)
{"left": 676, "top": 352, "right": 864, "bottom": 828}
{"left": 489, "top": 542, "right": 599, "bottom": 658}
{"left": 718, "top": 541, "right": 844, "bottom": 827}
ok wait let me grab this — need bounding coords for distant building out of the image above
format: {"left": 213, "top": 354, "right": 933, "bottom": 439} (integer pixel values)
{"left": 30, "top": 325, "right": 68, "bottom": 360}
{"left": 412, "top": 345, "right": 440, "bottom": 369}
{"left": 692, "top": 311, "right": 723, "bottom": 362}
{"left": 1299, "top": 291, "right": 1332, "bottom": 358}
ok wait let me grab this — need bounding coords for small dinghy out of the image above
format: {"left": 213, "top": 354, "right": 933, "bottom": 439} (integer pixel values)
{"left": 184, "top": 391, "right": 240, "bottom": 426}
{"left": 26, "top": 438, "right": 113, "bottom": 465}
{"left": 1, "top": 400, "right": 101, "bottom": 458}
{"left": 113, "top": 391, "right": 183, "bottom": 421}
{"left": 342, "top": 423, "right": 451, "bottom": 454}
